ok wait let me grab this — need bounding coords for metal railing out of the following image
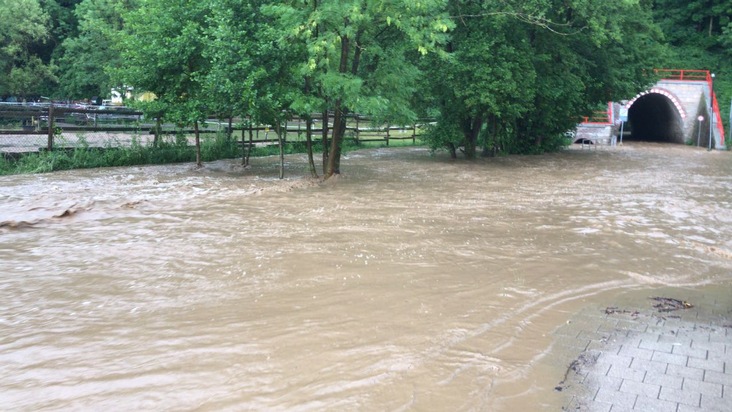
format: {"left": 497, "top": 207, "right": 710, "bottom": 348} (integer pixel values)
{"left": 655, "top": 69, "right": 725, "bottom": 144}
{"left": 581, "top": 102, "right": 613, "bottom": 125}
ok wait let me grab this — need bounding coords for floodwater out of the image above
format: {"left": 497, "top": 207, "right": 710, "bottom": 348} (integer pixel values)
{"left": 1, "top": 143, "right": 731, "bottom": 411}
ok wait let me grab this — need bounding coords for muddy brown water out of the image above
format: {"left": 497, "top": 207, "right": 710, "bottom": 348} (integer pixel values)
{"left": 1, "top": 143, "right": 731, "bottom": 411}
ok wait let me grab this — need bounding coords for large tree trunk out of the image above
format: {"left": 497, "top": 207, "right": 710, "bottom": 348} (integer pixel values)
{"left": 306, "top": 116, "right": 318, "bottom": 178}
{"left": 194, "top": 120, "right": 202, "bottom": 168}
{"left": 462, "top": 115, "right": 482, "bottom": 160}
{"left": 321, "top": 109, "right": 329, "bottom": 174}
{"left": 241, "top": 123, "right": 251, "bottom": 166}
{"left": 447, "top": 143, "right": 457, "bottom": 159}
{"left": 327, "top": 101, "right": 347, "bottom": 176}
{"left": 325, "top": 33, "right": 351, "bottom": 178}
{"left": 276, "top": 122, "right": 284, "bottom": 179}
{"left": 481, "top": 114, "right": 498, "bottom": 157}
{"left": 154, "top": 117, "right": 162, "bottom": 147}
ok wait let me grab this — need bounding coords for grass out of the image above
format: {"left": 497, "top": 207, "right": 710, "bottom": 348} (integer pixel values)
{"left": 0, "top": 131, "right": 427, "bottom": 175}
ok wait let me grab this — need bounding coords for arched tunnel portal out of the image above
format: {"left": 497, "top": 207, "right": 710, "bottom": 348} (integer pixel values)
{"left": 625, "top": 90, "right": 685, "bottom": 143}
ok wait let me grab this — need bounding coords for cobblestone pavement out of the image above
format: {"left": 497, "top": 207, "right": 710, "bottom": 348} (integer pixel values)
{"left": 554, "top": 289, "right": 732, "bottom": 411}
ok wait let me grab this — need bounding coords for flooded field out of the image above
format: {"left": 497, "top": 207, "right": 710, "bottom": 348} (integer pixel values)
{"left": 1, "top": 143, "right": 731, "bottom": 410}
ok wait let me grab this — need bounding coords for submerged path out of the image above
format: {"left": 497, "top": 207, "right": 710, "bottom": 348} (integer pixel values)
{"left": 555, "top": 287, "right": 732, "bottom": 411}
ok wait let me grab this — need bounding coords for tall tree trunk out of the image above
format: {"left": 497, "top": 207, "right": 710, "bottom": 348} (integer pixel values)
{"left": 463, "top": 115, "right": 482, "bottom": 160}
{"left": 447, "top": 143, "right": 457, "bottom": 159}
{"left": 326, "top": 33, "right": 351, "bottom": 178}
{"left": 194, "top": 120, "right": 202, "bottom": 168}
{"left": 303, "top": 76, "right": 318, "bottom": 178}
{"left": 241, "top": 126, "right": 247, "bottom": 166}
{"left": 306, "top": 116, "right": 318, "bottom": 178}
{"left": 154, "top": 117, "right": 162, "bottom": 147}
{"left": 276, "top": 121, "right": 284, "bottom": 179}
{"left": 327, "top": 101, "right": 347, "bottom": 176}
{"left": 246, "top": 121, "right": 253, "bottom": 165}
{"left": 321, "top": 109, "right": 329, "bottom": 174}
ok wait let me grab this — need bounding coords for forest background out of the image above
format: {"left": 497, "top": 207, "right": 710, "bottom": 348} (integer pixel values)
{"left": 1, "top": 0, "right": 730, "bottom": 177}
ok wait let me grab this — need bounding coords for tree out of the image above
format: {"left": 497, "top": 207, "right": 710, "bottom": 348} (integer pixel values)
{"left": 265, "top": 0, "right": 453, "bottom": 178}
{"left": 54, "top": 0, "right": 136, "bottom": 99}
{"left": 423, "top": 0, "right": 664, "bottom": 158}
{"left": 116, "top": 0, "right": 211, "bottom": 166}
{"left": 653, "top": 0, "right": 731, "bottom": 144}
{"left": 0, "top": 0, "right": 54, "bottom": 98}
{"left": 423, "top": 1, "right": 536, "bottom": 159}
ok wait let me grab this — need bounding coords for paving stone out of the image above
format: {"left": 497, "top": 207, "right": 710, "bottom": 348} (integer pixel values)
{"left": 708, "top": 332, "right": 730, "bottom": 344}
{"left": 582, "top": 373, "right": 623, "bottom": 393}
{"left": 644, "top": 369, "right": 683, "bottom": 390}
{"left": 686, "top": 355, "right": 724, "bottom": 373}
{"left": 690, "top": 340, "right": 724, "bottom": 353}
{"left": 658, "top": 386, "right": 701, "bottom": 408}
{"left": 606, "top": 364, "right": 646, "bottom": 382}
{"left": 699, "top": 393, "right": 732, "bottom": 412}
{"left": 572, "top": 398, "right": 612, "bottom": 412}
{"left": 618, "top": 344, "right": 654, "bottom": 361}
{"left": 703, "top": 369, "right": 732, "bottom": 386}
{"left": 676, "top": 403, "right": 705, "bottom": 412}
{"left": 630, "top": 358, "right": 668, "bottom": 375}
{"left": 578, "top": 329, "right": 613, "bottom": 343}
{"left": 633, "top": 395, "right": 680, "bottom": 412}
{"left": 707, "top": 348, "right": 732, "bottom": 364}
{"left": 672, "top": 343, "right": 708, "bottom": 359}
{"left": 683, "top": 378, "right": 723, "bottom": 398}
{"left": 640, "top": 338, "right": 675, "bottom": 353}
{"left": 615, "top": 319, "right": 648, "bottom": 333}
{"left": 659, "top": 334, "right": 694, "bottom": 346}
{"left": 596, "top": 352, "right": 633, "bottom": 370}
{"left": 593, "top": 387, "right": 637, "bottom": 409}
{"left": 651, "top": 350, "right": 688, "bottom": 367}
{"left": 596, "top": 319, "right": 621, "bottom": 333}
{"left": 618, "top": 379, "right": 661, "bottom": 398}
{"left": 666, "top": 363, "right": 704, "bottom": 381}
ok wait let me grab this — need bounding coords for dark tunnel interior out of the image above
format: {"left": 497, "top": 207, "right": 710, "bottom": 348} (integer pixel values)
{"left": 626, "top": 94, "right": 684, "bottom": 143}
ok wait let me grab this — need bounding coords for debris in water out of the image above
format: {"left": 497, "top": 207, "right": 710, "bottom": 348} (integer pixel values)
{"left": 650, "top": 297, "right": 693, "bottom": 312}
{"left": 555, "top": 351, "right": 599, "bottom": 392}
{"left": 604, "top": 307, "right": 640, "bottom": 317}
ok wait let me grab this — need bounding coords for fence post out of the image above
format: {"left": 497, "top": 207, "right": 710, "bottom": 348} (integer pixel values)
{"left": 412, "top": 123, "right": 416, "bottom": 143}
{"left": 385, "top": 124, "right": 390, "bottom": 146}
{"left": 47, "top": 104, "right": 54, "bottom": 151}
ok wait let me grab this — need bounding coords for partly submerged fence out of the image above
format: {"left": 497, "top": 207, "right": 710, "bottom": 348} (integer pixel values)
{"left": 0, "top": 103, "right": 428, "bottom": 158}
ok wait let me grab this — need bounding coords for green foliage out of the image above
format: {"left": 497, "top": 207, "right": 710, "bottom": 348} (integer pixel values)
{"left": 422, "top": 0, "right": 664, "bottom": 158}
{"left": 653, "top": 0, "right": 731, "bottom": 142}
{"left": 54, "top": 0, "right": 134, "bottom": 99}
{"left": 0, "top": 0, "right": 55, "bottom": 96}
{"left": 2, "top": 0, "right": 729, "bottom": 175}
{"left": 0, "top": 131, "right": 241, "bottom": 175}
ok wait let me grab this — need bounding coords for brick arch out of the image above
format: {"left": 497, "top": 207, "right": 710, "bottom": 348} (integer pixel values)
{"left": 626, "top": 88, "right": 686, "bottom": 120}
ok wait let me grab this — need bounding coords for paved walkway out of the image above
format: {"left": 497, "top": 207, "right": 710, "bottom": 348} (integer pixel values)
{"left": 554, "top": 289, "right": 732, "bottom": 411}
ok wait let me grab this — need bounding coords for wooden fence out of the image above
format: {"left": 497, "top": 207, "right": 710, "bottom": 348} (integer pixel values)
{"left": 0, "top": 103, "right": 428, "bottom": 154}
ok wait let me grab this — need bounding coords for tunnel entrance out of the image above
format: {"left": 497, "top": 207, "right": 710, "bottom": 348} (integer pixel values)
{"left": 625, "top": 92, "right": 685, "bottom": 143}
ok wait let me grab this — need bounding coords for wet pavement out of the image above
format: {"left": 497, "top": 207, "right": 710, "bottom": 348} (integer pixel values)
{"left": 554, "top": 288, "right": 732, "bottom": 411}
